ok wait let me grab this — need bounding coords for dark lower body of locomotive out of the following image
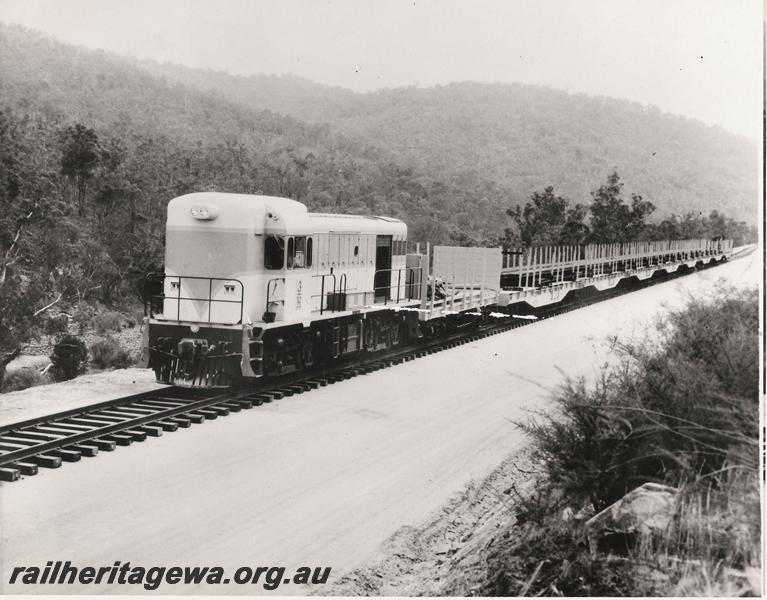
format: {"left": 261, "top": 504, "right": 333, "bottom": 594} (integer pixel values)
{"left": 142, "top": 308, "right": 435, "bottom": 388}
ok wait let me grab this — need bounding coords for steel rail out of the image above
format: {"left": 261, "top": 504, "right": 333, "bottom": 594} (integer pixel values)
{"left": 0, "top": 388, "right": 207, "bottom": 437}
{"left": 0, "top": 392, "right": 234, "bottom": 468}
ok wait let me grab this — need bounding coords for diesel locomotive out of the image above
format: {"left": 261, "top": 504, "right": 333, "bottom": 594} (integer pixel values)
{"left": 141, "top": 192, "right": 428, "bottom": 387}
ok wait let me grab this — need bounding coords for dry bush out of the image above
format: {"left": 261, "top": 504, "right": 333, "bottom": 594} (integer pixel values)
{"left": 90, "top": 337, "right": 133, "bottom": 369}
{"left": 494, "top": 285, "right": 760, "bottom": 596}
{"left": 44, "top": 314, "right": 69, "bottom": 335}
{"left": 522, "top": 286, "right": 758, "bottom": 505}
{"left": 50, "top": 334, "right": 88, "bottom": 381}
{"left": 1, "top": 369, "right": 51, "bottom": 392}
{"left": 92, "top": 310, "right": 124, "bottom": 334}
{"left": 72, "top": 303, "right": 96, "bottom": 333}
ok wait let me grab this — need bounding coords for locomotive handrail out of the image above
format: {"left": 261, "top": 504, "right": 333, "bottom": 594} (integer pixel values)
{"left": 372, "top": 267, "right": 421, "bottom": 305}
{"left": 308, "top": 267, "right": 420, "bottom": 315}
{"left": 313, "top": 272, "right": 337, "bottom": 315}
{"left": 144, "top": 273, "right": 244, "bottom": 326}
{"left": 264, "top": 277, "right": 286, "bottom": 322}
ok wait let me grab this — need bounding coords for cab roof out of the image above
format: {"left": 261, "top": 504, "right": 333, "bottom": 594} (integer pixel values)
{"left": 166, "top": 192, "right": 406, "bottom": 237}
{"left": 309, "top": 213, "right": 406, "bottom": 237}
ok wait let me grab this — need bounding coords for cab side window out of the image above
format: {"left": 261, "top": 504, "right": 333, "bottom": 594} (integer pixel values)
{"left": 265, "top": 235, "right": 285, "bottom": 270}
{"left": 287, "top": 236, "right": 311, "bottom": 269}
{"left": 287, "top": 237, "right": 295, "bottom": 269}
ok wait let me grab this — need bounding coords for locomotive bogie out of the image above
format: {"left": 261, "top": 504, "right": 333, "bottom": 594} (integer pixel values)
{"left": 143, "top": 321, "right": 247, "bottom": 387}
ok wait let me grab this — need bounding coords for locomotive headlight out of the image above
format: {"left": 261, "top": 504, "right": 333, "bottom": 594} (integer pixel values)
{"left": 190, "top": 204, "right": 219, "bottom": 220}
{"left": 190, "top": 324, "right": 200, "bottom": 333}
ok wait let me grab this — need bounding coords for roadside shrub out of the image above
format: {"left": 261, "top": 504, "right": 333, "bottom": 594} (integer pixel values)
{"left": 72, "top": 303, "right": 96, "bottom": 333}
{"left": 0, "top": 369, "right": 50, "bottom": 393}
{"left": 50, "top": 334, "right": 88, "bottom": 381}
{"left": 520, "top": 285, "right": 759, "bottom": 513}
{"left": 487, "top": 500, "right": 637, "bottom": 596}
{"left": 44, "top": 314, "right": 69, "bottom": 335}
{"left": 126, "top": 308, "right": 145, "bottom": 330}
{"left": 92, "top": 310, "right": 124, "bottom": 334}
{"left": 497, "top": 285, "right": 760, "bottom": 596}
{"left": 519, "top": 374, "right": 643, "bottom": 513}
{"left": 90, "top": 337, "right": 133, "bottom": 369}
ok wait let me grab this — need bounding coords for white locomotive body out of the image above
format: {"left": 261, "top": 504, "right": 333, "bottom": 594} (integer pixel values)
{"left": 143, "top": 193, "right": 421, "bottom": 386}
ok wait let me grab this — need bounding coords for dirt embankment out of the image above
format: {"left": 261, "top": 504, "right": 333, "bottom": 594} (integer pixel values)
{"left": 322, "top": 451, "right": 538, "bottom": 596}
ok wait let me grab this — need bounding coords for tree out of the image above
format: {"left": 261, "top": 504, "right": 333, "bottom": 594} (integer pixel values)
{"left": 506, "top": 186, "right": 589, "bottom": 248}
{"left": 60, "top": 124, "right": 99, "bottom": 217}
{"left": 409, "top": 215, "right": 449, "bottom": 246}
{"left": 677, "top": 212, "right": 709, "bottom": 239}
{"left": 508, "top": 186, "right": 569, "bottom": 246}
{"left": 642, "top": 215, "right": 680, "bottom": 241}
{"left": 625, "top": 193, "right": 656, "bottom": 239}
{"left": 558, "top": 203, "right": 590, "bottom": 245}
{"left": 0, "top": 275, "right": 45, "bottom": 388}
{"left": 588, "top": 171, "right": 655, "bottom": 243}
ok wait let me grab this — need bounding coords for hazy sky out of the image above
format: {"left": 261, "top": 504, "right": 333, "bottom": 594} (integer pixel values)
{"left": 0, "top": 0, "right": 762, "bottom": 138}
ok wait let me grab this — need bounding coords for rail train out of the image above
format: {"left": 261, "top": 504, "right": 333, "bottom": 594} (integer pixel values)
{"left": 140, "top": 192, "right": 733, "bottom": 388}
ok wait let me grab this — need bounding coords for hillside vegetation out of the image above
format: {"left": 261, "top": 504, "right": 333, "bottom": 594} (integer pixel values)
{"left": 143, "top": 60, "right": 759, "bottom": 222}
{"left": 0, "top": 23, "right": 506, "bottom": 240}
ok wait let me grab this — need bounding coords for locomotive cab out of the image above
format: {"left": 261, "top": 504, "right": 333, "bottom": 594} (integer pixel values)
{"left": 154, "top": 192, "right": 314, "bottom": 324}
{"left": 259, "top": 205, "right": 314, "bottom": 325}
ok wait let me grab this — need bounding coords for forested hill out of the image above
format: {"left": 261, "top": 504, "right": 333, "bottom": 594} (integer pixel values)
{"left": 1, "top": 23, "right": 506, "bottom": 241}
{"left": 141, "top": 60, "right": 759, "bottom": 223}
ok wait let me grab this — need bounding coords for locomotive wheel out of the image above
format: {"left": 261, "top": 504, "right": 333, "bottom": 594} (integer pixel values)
{"left": 390, "top": 323, "right": 400, "bottom": 347}
{"left": 364, "top": 321, "right": 376, "bottom": 349}
{"left": 296, "top": 329, "right": 315, "bottom": 368}
{"left": 395, "top": 321, "right": 409, "bottom": 346}
{"left": 302, "top": 339, "right": 314, "bottom": 367}
{"left": 381, "top": 326, "right": 393, "bottom": 349}
{"left": 427, "top": 321, "right": 446, "bottom": 338}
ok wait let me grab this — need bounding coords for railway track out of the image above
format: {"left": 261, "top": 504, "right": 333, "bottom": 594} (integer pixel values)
{"left": 0, "top": 253, "right": 747, "bottom": 483}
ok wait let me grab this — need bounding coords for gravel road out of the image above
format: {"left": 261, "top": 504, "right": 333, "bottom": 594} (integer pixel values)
{"left": 0, "top": 252, "right": 758, "bottom": 595}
